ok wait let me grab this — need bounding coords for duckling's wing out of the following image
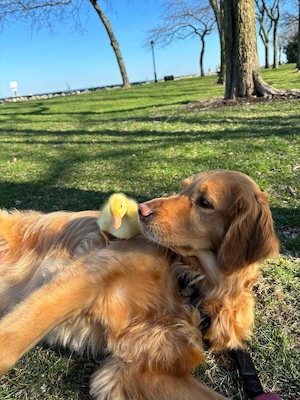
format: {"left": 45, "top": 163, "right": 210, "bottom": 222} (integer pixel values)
{"left": 98, "top": 203, "right": 112, "bottom": 230}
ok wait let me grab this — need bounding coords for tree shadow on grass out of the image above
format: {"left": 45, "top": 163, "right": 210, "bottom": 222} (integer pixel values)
{"left": 0, "top": 181, "right": 299, "bottom": 258}
{"left": 0, "top": 183, "right": 298, "bottom": 400}
{"left": 0, "top": 182, "right": 150, "bottom": 213}
{"left": 0, "top": 181, "right": 104, "bottom": 212}
{"left": 272, "top": 207, "right": 300, "bottom": 258}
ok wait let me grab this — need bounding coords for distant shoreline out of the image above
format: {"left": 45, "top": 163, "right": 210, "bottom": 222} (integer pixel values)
{"left": 0, "top": 73, "right": 212, "bottom": 103}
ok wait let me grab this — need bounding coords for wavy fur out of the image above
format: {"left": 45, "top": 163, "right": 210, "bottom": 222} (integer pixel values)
{"left": 0, "top": 170, "right": 279, "bottom": 399}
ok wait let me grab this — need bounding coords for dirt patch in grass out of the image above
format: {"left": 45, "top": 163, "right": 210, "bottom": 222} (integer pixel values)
{"left": 187, "top": 91, "right": 300, "bottom": 111}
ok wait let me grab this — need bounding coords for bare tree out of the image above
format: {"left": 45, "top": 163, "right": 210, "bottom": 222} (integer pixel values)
{"left": 0, "top": 0, "right": 131, "bottom": 88}
{"left": 89, "top": 0, "right": 130, "bottom": 88}
{"left": 260, "top": 0, "right": 281, "bottom": 69}
{"left": 147, "top": 0, "right": 215, "bottom": 77}
{"left": 255, "top": 0, "right": 273, "bottom": 68}
{"left": 224, "top": 0, "right": 281, "bottom": 99}
{"left": 281, "top": 0, "right": 300, "bottom": 69}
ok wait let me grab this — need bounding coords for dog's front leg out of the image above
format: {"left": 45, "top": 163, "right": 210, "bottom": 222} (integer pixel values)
{"left": 203, "top": 291, "right": 255, "bottom": 350}
{"left": 0, "top": 261, "right": 97, "bottom": 377}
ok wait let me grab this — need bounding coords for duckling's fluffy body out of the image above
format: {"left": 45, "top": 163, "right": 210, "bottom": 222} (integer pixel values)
{"left": 97, "top": 193, "right": 140, "bottom": 240}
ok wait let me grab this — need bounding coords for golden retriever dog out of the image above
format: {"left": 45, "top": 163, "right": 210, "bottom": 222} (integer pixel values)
{"left": 0, "top": 170, "right": 279, "bottom": 400}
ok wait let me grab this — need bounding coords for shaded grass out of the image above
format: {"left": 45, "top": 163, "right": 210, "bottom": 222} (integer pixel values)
{"left": 0, "top": 63, "right": 299, "bottom": 399}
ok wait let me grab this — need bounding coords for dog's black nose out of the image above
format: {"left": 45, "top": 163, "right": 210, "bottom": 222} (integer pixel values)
{"left": 138, "top": 203, "right": 153, "bottom": 219}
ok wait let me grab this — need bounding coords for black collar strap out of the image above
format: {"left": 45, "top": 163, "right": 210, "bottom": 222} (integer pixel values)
{"left": 232, "top": 349, "right": 282, "bottom": 400}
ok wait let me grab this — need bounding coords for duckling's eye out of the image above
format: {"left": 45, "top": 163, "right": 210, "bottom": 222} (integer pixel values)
{"left": 195, "top": 195, "right": 214, "bottom": 210}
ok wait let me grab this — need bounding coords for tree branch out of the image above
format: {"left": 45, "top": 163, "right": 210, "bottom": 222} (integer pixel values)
{"left": 6, "top": 0, "right": 72, "bottom": 14}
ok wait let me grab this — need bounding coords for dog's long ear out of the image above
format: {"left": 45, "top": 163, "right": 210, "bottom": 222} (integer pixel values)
{"left": 218, "top": 191, "right": 279, "bottom": 274}
{"left": 180, "top": 171, "right": 208, "bottom": 191}
{"left": 180, "top": 176, "right": 195, "bottom": 190}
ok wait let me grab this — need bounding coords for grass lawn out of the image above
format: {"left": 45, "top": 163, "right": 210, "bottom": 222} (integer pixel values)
{"left": 0, "top": 63, "right": 299, "bottom": 399}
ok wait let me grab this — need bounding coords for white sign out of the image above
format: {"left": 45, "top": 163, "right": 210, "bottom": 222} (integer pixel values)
{"left": 9, "top": 81, "right": 18, "bottom": 92}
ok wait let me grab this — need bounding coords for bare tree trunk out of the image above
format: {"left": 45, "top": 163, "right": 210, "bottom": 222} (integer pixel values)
{"left": 200, "top": 36, "right": 205, "bottom": 76}
{"left": 255, "top": 0, "right": 272, "bottom": 69}
{"left": 224, "top": 0, "right": 280, "bottom": 99}
{"left": 209, "top": 0, "right": 225, "bottom": 84}
{"left": 297, "top": 0, "right": 300, "bottom": 70}
{"left": 261, "top": 0, "right": 280, "bottom": 69}
{"left": 219, "top": 0, "right": 226, "bottom": 84}
{"left": 89, "top": 0, "right": 131, "bottom": 88}
{"left": 258, "top": 26, "right": 270, "bottom": 68}
{"left": 273, "top": 22, "right": 279, "bottom": 68}
{"left": 265, "top": 40, "right": 270, "bottom": 68}
{"left": 272, "top": 6, "right": 280, "bottom": 69}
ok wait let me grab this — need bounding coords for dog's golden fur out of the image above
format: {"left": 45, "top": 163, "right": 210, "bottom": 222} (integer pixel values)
{"left": 0, "top": 170, "right": 279, "bottom": 399}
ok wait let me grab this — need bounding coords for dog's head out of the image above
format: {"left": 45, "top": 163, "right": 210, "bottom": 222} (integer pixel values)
{"left": 139, "top": 170, "right": 279, "bottom": 277}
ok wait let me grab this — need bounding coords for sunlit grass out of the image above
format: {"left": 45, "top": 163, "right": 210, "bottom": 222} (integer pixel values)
{"left": 0, "top": 63, "right": 299, "bottom": 399}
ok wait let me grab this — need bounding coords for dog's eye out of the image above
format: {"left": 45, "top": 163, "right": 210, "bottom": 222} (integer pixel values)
{"left": 196, "top": 196, "right": 214, "bottom": 210}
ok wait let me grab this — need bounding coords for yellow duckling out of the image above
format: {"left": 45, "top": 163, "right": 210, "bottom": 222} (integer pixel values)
{"left": 97, "top": 193, "right": 140, "bottom": 242}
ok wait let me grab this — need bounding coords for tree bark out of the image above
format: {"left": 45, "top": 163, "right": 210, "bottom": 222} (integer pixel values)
{"left": 272, "top": 21, "right": 279, "bottom": 69}
{"left": 224, "top": 0, "right": 280, "bottom": 99}
{"left": 258, "top": 24, "right": 270, "bottom": 68}
{"left": 200, "top": 36, "right": 205, "bottom": 76}
{"left": 209, "top": 0, "right": 225, "bottom": 84}
{"left": 297, "top": 0, "right": 300, "bottom": 70}
{"left": 89, "top": 0, "right": 131, "bottom": 88}
{"left": 265, "top": 40, "right": 270, "bottom": 68}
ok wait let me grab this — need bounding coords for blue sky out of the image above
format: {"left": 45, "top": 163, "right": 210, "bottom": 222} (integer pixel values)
{"left": 0, "top": 0, "right": 269, "bottom": 99}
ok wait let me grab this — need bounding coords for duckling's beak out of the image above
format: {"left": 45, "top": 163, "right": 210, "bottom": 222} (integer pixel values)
{"left": 112, "top": 215, "right": 122, "bottom": 229}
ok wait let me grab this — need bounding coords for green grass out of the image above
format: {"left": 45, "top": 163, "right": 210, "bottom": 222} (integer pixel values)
{"left": 0, "top": 63, "right": 299, "bottom": 399}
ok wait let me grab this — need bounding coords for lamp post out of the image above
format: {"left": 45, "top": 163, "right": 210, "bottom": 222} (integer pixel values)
{"left": 150, "top": 40, "right": 157, "bottom": 83}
